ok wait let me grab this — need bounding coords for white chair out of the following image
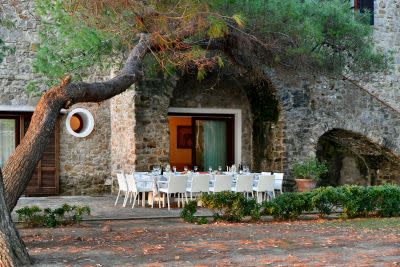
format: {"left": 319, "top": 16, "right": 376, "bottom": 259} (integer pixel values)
{"left": 126, "top": 173, "right": 153, "bottom": 208}
{"left": 132, "top": 173, "right": 154, "bottom": 208}
{"left": 209, "top": 175, "right": 232, "bottom": 193}
{"left": 187, "top": 174, "right": 210, "bottom": 200}
{"left": 158, "top": 174, "right": 188, "bottom": 210}
{"left": 274, "top": 172, "right": 284, "bottom": 194}
{"left": 114, "top": 172, "right": 128, "bottom": 206}
{"left": 232, "top": 175, "right": 253, "bottom": 197}
{"left": 253, "top": 175, "right": 275, "bottom": 203}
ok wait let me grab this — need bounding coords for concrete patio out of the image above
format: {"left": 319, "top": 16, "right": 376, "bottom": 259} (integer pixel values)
{"left": 12, "top": 195, "right": 212, "bottom": 221}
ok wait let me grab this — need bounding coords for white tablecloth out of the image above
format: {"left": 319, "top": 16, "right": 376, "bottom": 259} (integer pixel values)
{"left": 133, "top": 172, "right": 261, "bottom": 195}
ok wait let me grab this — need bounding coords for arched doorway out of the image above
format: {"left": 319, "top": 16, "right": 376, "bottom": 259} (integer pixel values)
{"left": 316, "top": 129, "right": 400, "bottom": 186}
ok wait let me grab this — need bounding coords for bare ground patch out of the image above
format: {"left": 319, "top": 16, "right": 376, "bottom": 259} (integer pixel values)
{"left": 19, "top": 217, "right": 400, "bottom": 266}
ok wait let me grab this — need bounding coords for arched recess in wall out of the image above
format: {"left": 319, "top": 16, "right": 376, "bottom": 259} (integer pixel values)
{"left": 168, "top": 72, "right": 283, "bottom": 172}
{"left": 244, "top": 78, "right": 283, "bottom": 172}
{"left": 316, "top": 128, "right": 400, "bottom": 186}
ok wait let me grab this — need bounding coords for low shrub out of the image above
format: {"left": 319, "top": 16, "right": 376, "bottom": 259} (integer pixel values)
{"left": 180, "top": 201, "right": 210, "bottom": 224}
{"left": 182, "top": 185, "right": 400, "bottom": 224}
{"left": 311, "top": 186, "right": 342, "bottom": 215}
{"left": 374, "top": 184, "right": 400, "bottom": 217}
{"left": 262, "top": 184, "right": 400, "bottom": 220}
{"left": 338, "top": 185, "right": 378, "bottom": 218}
{"left": 200, "top": 192, "right": 261, "bottom": 222}
{"left": 196, "top": 216, "right": 209, "bottom": 225}
{"left": 180, "top": 200, "right": 197, "bottom": 223}
{"left": 16, "top": 203, "right": 91, "bottom": 228}
{"left": 263, "top": 192, "right": 314, "bottom": 220}
{"left": 71, "top": 204, "right": 91, "bottom": 223}
{"left": 15, "top": 205, "right": 43, "bottom": 227}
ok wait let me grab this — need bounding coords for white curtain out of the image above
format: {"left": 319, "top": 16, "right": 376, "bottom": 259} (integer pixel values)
{"left": 0, "top": 119, "right": 16, "bottom": 167}
{"left": 203, "top": 120, "right": 227, "bottom": 170}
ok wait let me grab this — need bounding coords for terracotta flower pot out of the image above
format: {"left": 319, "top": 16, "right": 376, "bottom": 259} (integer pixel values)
{"left": 295, "top": 178, "right": 317, "bottom": 192}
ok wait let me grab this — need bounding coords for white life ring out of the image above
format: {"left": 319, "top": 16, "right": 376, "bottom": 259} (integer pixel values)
{"left": 65, "top": 108, "right": 95, "bottom": 138}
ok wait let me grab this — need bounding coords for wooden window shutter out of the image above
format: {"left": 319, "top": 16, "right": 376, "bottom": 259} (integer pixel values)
{"left": 24, "top": 114, "right": 60, "bottom": 196}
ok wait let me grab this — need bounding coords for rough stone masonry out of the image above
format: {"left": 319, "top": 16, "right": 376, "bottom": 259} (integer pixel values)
{"left": 0, "top": 0, "right": 399, "bottom": 194}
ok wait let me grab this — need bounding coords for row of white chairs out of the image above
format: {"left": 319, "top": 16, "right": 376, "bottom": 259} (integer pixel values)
{"left": 114, "top": 172, "right": 154, "bottom": 209}
{"left": 115, "top": 172, "right": 284, "bottom": 210}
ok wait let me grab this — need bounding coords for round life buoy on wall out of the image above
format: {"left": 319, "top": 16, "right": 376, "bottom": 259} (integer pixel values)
{"left": 65, "top": 108, "right": 95, "bottom": 138}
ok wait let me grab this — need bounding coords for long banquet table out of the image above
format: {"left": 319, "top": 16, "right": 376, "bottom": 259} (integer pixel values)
{"left": 131, "top": 172, "right": 261, "bottom": 207}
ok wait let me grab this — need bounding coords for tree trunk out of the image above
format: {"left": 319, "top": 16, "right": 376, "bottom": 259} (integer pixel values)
{"left": 2, "top": 34, "right": 150, "bottom": 211}
{"left": 0, "top": 169, "right": 31, "bottom": 266}
{"left": 1, "top": 31, "right": 238, "bottom": 212}
{"left": 0, "top": 34, "right": 149, "bottom": 266}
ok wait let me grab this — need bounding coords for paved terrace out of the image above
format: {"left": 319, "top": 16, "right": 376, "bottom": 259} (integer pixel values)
{"left": 12, "top": 195, "right": 212, "bottom": 221}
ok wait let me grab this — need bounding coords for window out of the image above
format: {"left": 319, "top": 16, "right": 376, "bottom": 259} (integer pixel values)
{"left": 0, "top": 113, "right": 59, "bottom": 195}
{"left": 0, "top": 118, "right": 17, "bottom": 167}
{"left": 351, "top": 0, "right": 374, "bottom": 25}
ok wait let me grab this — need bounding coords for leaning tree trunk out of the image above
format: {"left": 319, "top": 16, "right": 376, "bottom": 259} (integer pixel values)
{"left": 0, "top": 169, "right": 31, "bottom": 266}
{"left": 0, "top": 29, "right": 228, "bottom": 264}
{"left": 1, "top": 30, "right": 248, "bottom": 212}
{"left": 2, "top": 34, "right": 150, "bottom": 212}
{"left": 0, "top": 34, "right": 149, "bottom": 266}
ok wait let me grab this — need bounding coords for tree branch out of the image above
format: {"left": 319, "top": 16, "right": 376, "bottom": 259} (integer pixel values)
{"left": 3, "top": 34, "right": 151, "bottom": 211}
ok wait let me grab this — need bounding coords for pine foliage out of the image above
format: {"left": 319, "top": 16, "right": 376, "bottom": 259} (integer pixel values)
{"left": 29, "top": 0, "right": 116, "bottom": 91}
{"left": 30, "top": 0, "right": 390, "bottom": 91}
{"left": 209, "top": 0, "right": 390, "bottom": 74}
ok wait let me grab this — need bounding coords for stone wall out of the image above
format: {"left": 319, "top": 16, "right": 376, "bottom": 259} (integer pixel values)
{"left": 134, "top": 77, "right": 176, "bottom": 171}
{"left": 272, "top": 70, "right": 400, "bottom": 188}
{"left": 110, "top": 88, "right": 136, "bottom": 179}
{"left": 0, "top": 0, "right": 39, "bottom": 106}
{"left": 59, "top": 102, "right": 111, "bottom": 195}
{"left": 364, "top": 0, "right": 400, "bottom": 111}
{"left": 265, "top": 2, "right": 400, "bottom": 188}
{"left": 0, "top": 0, "right": 113, "bottom": 195}
{"left": 252, "top": 117, "right": 285, "bottom": 173}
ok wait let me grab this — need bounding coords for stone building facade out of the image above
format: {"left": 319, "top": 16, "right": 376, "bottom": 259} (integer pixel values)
{"left": 0, "top": 0, "right": 399, "bottom": 195}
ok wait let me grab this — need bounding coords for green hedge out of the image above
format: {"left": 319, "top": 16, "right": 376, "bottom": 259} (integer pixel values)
{"left": 181, "top": 185, "right": 400, "bottom": 223}
{"left": 264, "top": 184, "right": 400, "bottom": 219}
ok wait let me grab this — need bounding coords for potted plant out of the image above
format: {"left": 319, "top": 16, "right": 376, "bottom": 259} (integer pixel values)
{"left": 292, "top": 158, "right": 328, "bottom": 192}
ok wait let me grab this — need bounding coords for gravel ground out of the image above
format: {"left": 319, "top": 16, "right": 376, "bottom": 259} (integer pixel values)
{"left": 19, "top": 217, "right": 400, "bottom": 266}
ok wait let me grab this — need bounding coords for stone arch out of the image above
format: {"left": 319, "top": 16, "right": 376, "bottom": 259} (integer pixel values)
{"left": 268, "top": 70, "right": 400, "bottom": 190}
{"left": 316, "top": 128, "right": 400, "bottom": 186}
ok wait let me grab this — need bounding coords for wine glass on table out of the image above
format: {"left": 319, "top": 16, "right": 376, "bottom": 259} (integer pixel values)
{"left": 158, "top": 166, "right": 162, "bottom": 175}
{"left": 194, "top": 166, "right": 198, "bottom": 172}
{"left": 173, "top": 166, "right": 177, "bottom": 174}
{"left": 184, "top": 166, "right": 188, "bottom": 172}
{"left": 209, "top": 166, "right": 213, "bottom": 174}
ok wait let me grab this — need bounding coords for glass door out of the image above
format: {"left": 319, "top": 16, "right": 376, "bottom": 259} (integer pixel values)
{"left": 0, "top": 118, "right": 18, "bottom": 167}
{"left": 193, "top": 116, "right": 234, "bottom": 171}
